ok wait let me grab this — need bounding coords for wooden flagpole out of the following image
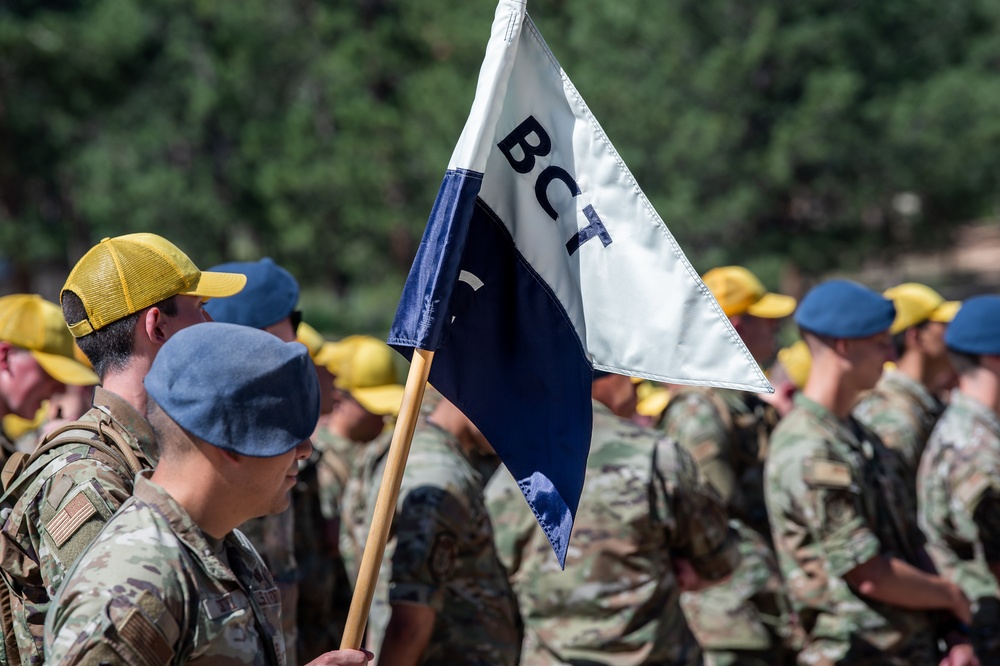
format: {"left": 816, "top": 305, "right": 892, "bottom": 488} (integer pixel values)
{"left": 340, "top": 348, "right": 435, "bottom": 650}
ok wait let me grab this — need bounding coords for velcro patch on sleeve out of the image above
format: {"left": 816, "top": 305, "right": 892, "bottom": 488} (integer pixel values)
{"left": 692, "top": 440, "right": 721, "bottom": 464}
{"left": 806, "top": 460, "right": 852, "bottom": 488}
{"left": 956, "top": 472, "right": 991, "bottom": 510}
{"left": 46, "top": 493, "right": 97, "bottom": 548}
{"left": 117, "top": 607, "right": 175, "bottom": 666}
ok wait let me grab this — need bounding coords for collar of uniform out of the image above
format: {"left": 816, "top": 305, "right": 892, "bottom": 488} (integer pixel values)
{"left": 791, "top": 392, "right": 863, "bottom": 448}
{"left": 949, "top": 391, "right": 1000, "bottom": 440}
{"left": 132, "top": 470, "right": 240, "bottom": 583}
{"left": 92, "top": 386, "right": 159, "bottom": 465}
{"left": 878, "top": 369, "right": 942, "bottom": 417}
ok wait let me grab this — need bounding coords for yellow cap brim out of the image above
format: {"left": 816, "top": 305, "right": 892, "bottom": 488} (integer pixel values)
{"left": 314, "top": 342, "right": 341, "bottom": 371}
{"left": 929, "top": 301, "right": 961, "bottom": 324}
{"left": 636, "top": 388, "right": 671, "bottom": 418}
{"left": 185, "top": 271, "right": 247, "bottom": 299}
{"left": 31, "top": 350, "right": 100, "bottom": 386}
{"left": 746, "top": 292, "right": 797, "bottom": 319}
{"left": 352, "top": 384, "right": 405, "bottom": 417}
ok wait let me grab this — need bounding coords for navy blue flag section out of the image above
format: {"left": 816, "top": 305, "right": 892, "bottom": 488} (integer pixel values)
{"left": 388, "top": 0, "right": 771, "bottom": 567}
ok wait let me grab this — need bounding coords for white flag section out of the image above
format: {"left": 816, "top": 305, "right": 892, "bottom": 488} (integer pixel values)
{"left": 389, "top": 0, "right": 771, "bottom": 566}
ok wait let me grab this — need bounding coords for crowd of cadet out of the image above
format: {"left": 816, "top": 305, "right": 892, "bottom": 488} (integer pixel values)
{"left": 0, "top": 233, "right": 998, "bottom": 666}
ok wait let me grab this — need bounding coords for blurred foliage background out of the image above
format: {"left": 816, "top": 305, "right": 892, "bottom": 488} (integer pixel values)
{"left": 2, "top": 0, "right": 999, "bottom": 336}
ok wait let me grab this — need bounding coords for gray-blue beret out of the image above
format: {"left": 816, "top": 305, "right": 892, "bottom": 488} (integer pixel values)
{"left": 145, "top": 322, "right": 320, "bottom": 457}
{"left": 945, "top": 295, "right": 1000, "bottom": 356}
{"left": 795, "top": 279, "right": 895, "bottom": 339}
{"left": 204, "top": 258, "right": 299, "bottom": 330}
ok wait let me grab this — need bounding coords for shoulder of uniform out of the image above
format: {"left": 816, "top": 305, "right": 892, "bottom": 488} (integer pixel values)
{"left": 767, "top": 428, "right": 830, "bottom": 479}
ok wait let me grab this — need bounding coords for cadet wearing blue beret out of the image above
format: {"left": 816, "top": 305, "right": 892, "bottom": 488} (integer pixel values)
{"left": 945, "top": 295, "right": 1000, "bottom": 356}
{"left": 205, "top": 258, "right": 301, "bottom": 341}
{"left": 766, "top": 279, "right": 972, "bottom": 666}
{"left": 795, "top": 279, "right": 896, "bottom": 339}
{"left": 919, "top": 294, "right": 1000, "bottom": 664}
{"left": 44, "top": 323, "right": 373, "bottom": 665}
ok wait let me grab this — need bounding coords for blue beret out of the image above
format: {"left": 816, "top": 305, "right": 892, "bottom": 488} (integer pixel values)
{"left": 204, "top": 258, "right": 299, "bottom": 329}
{"left": 945, "top": 295, "right": 999, "bottom": 355}
{"left": 795, "top": 279, "right": 896, "bottom": 339}
{"left": 145, "top": 322, "right": 320, "bottom": 457}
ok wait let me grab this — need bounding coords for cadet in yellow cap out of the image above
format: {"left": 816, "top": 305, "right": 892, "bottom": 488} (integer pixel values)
{"left": 765, "top": 340, "right": 812, "bottom": 418}
{"left": 661, "top": 266, "right": 799, "bottom": 666}
{"left": 0, "top": 295, "right": 98, "bottom": 463}
{"left": 854, "top": 283, "right": 961, "bottom": 498}
{"left": 326, "top": 336, "right": 406, "bottom": 656}
{"left": 0, "top": 234, "right": 244, "bottom": 666}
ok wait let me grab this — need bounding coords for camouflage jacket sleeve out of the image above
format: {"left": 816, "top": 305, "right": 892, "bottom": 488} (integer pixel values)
{"left": 662, "top": 393, "right": 740, "bottom": 505}
{"left": 652, "top": 438, "right": 739, "bottom": 581}
{"left": 0, "top": 449, "right": 136, "bottom": 665}
{"left": 389, "top": 484, "right": 470, "bottom": 611}
{"left": 44, "top": 523, "right": 189, "bottom": 665}
{"left": 768, "top": 440, "right": 881, "bottom": 580}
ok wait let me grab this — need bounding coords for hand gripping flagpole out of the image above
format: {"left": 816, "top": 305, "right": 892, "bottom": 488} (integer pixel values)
{"left": 340, "top": 348, "right": 434, "bottom": 650}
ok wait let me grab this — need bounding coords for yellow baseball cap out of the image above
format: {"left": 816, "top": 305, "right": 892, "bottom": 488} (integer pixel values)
{"left": 62, "top": 233, "right": 247, "bottom": 338}
{"left": 296, "top": 322, "right": 326, "bottom": 359}
{"left": 0, "top": 294, "right": 99, "bottom": 386}
{"left": 702, "top": 266, "right": 797, "bottom": 319}
{"left": 636, "top": 386, "right": 671, "bottom": 418}
{"left": 315, "top": 335, "right": 364, "bottom": 376}
{"left": 776, "top": 340, "right": 811, "bottom": 390}
{"left": 334, "top": 336, "right": 404, "bottom": 417}
{"left": 883, "top": 283, "right": 961, "bottom": 335}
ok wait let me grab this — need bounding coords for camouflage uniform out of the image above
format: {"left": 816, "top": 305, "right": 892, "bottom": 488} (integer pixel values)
{"left": 918, "top": 392, "right": 1000, "bottom": 641}
{"left": 238, "top": 507, "right": 298, "bottom": 666}
{"left": 486, "top": 400, "right": 739, "bottom": 666}
{"left": 0, "top": 386, "right": 157, "bottom": 666}
{"left": 765, "top": 393, "right": 936, "bottom": 665}
{"left": 854, "top": 368, "right": 945, "bottom": 498}
{"left": 661, "top": 388, "right": 797, "bottom": 666}
{"left": 385, "top": 417, "right": 521, "bottom": 665}
{"left": 661, "top": 388, "right": 777, "bottom": 537}
{"left": 44, "top": 472, "right": 285, "bottom": 665}
{"left": 293, "top": 426, "right": 356, "bottom": 660}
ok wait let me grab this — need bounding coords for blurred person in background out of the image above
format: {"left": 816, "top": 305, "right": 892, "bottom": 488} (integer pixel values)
{"left": 918, "top": 296, "right": 1000, "bottom": 665}
{"left": 660, "top": 266, "right": 800, "bottom": 666}
{"left": 487, "top": 370, "right": 739, "bottom": 666}
{"left": 378, "top": 395, "right": 520, "bottom": 666}
{"left": 854, "top": 283, "right": 960, "bottom": 501}
{"left": 0, "top": 295, "right": 98, "bottom": 465}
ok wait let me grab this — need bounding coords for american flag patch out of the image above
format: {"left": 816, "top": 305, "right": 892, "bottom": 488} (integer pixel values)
{"left": 46, "top": 493, "right": 97, "bottom": 547}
